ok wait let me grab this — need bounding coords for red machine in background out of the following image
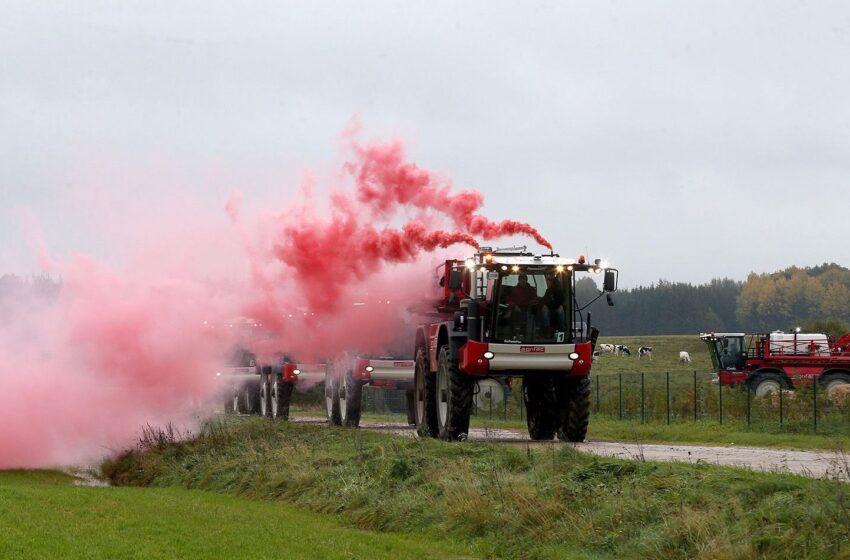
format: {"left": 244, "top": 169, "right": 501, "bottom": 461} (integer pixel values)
{"left": 700, "top": 330, "right": 850, "bottom": 396}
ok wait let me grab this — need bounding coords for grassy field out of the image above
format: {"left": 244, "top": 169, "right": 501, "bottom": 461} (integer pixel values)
{"left": 103, "top": 417, "right": 850, "bottom": 560}
{"left": 0, "top": 469, "right": 480, "bottom": 560}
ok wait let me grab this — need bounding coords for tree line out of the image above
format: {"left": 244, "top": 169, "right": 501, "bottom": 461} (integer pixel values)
{"left": 577, "top": 263, "right": 850, "bottom": 337}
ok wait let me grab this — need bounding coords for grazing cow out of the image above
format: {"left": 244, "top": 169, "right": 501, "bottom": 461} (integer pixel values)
{"left": 679, "top": 351, "right": 692, "bottom": 364}
{"left": 598, "top": 343, "right": 615, "bottom": 354}
{"left": 592, "top": 350, "right": 600, "bottom": 362}
{"left": 638, "top": 346, "right": 653, "bottom": 360}
{"left": 614, "top": 344, "right": 631, "bottom": 356}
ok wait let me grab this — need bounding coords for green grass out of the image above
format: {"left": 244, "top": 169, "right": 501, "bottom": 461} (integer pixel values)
{"left": 103, "top": 418, "right": 850, "bottom": 560}
{"left": 0, "top": 469, "right": 480, "bottom": 560}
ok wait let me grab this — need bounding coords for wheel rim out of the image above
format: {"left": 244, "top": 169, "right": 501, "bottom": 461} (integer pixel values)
{"left": 339, "top": 377, "right": 348, "bottom": 422}
{"left": 415, "top": 372, "right": 424, "bottom": 425}
{"left": 755, "top": 379, "right": 781, "bottom": 397}
{"left": 260, "top": 382, "right": 268, "bottom": 416}
{"left": 827, "top": 379, "right": 849, "bottom": 391}
{"left": 271, "top": 382, "right": 279, "bottom": 418}
{"left": 437, "top": 362, "right": 449, "bottom": 428}
{"left": 243, "top": 388, "right": 252, "bottom": 413}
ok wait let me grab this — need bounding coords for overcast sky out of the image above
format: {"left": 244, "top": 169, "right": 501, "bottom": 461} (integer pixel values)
{"left": 2, "top": 1, "right": 849, "bottom": 288}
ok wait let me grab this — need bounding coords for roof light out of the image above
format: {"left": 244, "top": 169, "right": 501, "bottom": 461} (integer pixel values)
{"left": 578, "top": 255, "right": 586, "bottom": 264}
{"left": 484, "top": 254, "right": 494, "bottom": 262}
{"left": 511, "top": 265, "right": 520, "bottom": 272}
{"left": 567, "top": 265, "right": 574, "bottom": 271}
{"left": 556, "top": 265, "right": 564, "bottom": 273}
{"left": 465, "top": 258, "right": 475, "bottom": 269}
{"left": 479, "top": 267, "right": 487, "bottom": 272}
{"left": 501, "top": 265, "right": 508, "bottom": 271}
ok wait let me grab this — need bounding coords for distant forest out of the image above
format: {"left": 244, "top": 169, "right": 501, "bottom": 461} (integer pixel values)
{"left": 580, "top": 263, "right": 850, "bottom": 336}
{"left": 3, "top": 263, "right": 850, "bottom": 336}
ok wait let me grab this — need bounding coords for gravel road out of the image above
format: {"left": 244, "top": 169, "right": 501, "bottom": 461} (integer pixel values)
{"left": 292, "top": 416, "right": 850, "bottom": 481}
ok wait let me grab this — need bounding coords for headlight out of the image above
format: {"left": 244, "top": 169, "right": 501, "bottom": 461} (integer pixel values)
{"left": 483, "top": 351, "right": 494, "bottom": 360}
{"left": 365, "top": 366, "right": 374, "bottom": 372}
{"left": 568, "top": 352, "right": 580, "bottom": 360}
{"left": 215, "top": 372, "right": 222, "bottom": 377}
{"left": 293, "top": 369, "right": 301, "bottom": 375}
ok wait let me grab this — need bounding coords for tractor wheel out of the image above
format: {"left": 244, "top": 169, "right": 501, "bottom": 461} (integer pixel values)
{"left": 325, "top": 375, "right": 341, "bottom": 425}
{"left": 405, "top": 388, "right": 416, "bottom": 426}
{"left": 237, "top": 382, "right": 255, "bottom": 414}
{"left": 822, "top": 372, "right": 850, "bottom": 392}
{"left": 340, "top": 370, "right": 363, "bottom": 428}
{"left": 555, "top": 376, "right": 591, "bottom": 442}
{"left": 436, "top": 345, "right": 474, "bottom": 441}
{"left": 414, "top": 346, "right": 438, "bottom": 438}
{"left": 751, "top": 373, "right": 787, "bottom": 397}
{"left": 277, "top": 381, "right": 295, "bottom": 420}
{"left": 270, "top": 379, "right": 286, "bottom": 420}
{"left": 224, "top": 388, "right": 239, "bottom": 414}
{"left": 259, "top": 371, "right": 270, "bottom": 418}
{"left": 523, "top": 375, "right": 556, "bottom": 440}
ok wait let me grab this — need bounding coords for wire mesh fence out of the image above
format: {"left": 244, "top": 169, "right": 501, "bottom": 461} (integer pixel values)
{"left": 351, "top": 372, "right": 850, "bottom": 436}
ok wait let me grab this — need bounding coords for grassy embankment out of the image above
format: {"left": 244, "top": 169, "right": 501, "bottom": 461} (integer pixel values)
{"left": 103, "top": 417, "right": 850, "bottom": 560}
{"left": 292, "top": 334, "right": 850, "bottom": 451}
{"left": 0, "top": 469, "right": 478, "bottom": 560}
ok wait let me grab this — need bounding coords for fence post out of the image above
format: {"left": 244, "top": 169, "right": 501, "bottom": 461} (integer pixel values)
{"left": 519, "top": 391, "right": 524, "bottom": 420}
{"left": 489, "top": 393, "right": 493, "bottom": 420}
{"left": 779, "top": 385, "right": 783, "bottom": 429}
{"left": 503, "top": 392, "right": 508, "bottom": 420}
{"left": 618, "top": 372, "right": 623, "bottom": 420}
{"left": 693, "top": 370, "right": 697, "bottom": 421}
{"left": 813, "top": 379, "right": 818, "bottom": 433}
{"left": 666, "top": 371, "right": 670, "bottom": 425}
{"left": 719, "top": 378, "right": 723, "bottom": 425}
{"left": 640, "top": 372, "right": 645, "bottom": 424}
{"left": 746, "top": 385, "right": 751, "bottom": 429}
{"left": 596, "top": 375, "right": 600, "bottom": 413}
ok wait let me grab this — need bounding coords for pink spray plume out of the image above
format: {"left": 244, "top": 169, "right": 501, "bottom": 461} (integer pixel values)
{"left": 0, "top": 128, "right": 553, "bottom": 467}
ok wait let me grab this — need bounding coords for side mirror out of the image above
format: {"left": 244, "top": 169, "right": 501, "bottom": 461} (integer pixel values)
{"left": 603, "top": 269, "right": 618, "bottom": 292}
{"left": 448, "top": 269, "right": 464, "bottom": 290}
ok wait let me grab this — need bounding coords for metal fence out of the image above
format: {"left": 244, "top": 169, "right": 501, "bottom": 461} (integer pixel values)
{"left": 354, "top": 372, "right": 850, "bottom": 436}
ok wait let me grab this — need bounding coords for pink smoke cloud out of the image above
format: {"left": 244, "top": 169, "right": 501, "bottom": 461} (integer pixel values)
{"left": 0, "top": 128, "right": 552, "bottom": 468}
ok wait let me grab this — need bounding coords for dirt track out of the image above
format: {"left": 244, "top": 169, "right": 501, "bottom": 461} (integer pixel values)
{"left": 292, "top": 416, "right": 850, "bottom": 481}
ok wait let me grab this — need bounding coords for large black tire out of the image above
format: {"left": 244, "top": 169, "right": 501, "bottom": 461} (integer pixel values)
{"left": 436, "top": 345, "right": 474, "bottom": 441}
{"left": 224, "top": 388, "right": 239, "bottom": 414}
{"left": 405, "top": 388, "right": 416, "bottom": 426}
{"left": 259, "top": 369, "right": 271, "bottom": 418}
{"left": 523, "top": 375, "right": 556, "bottom": 440}
{"left": 340, "top": 370, "right": 363, "bottom": 428}
{"left": 274, "top": 381, "right": 295, "bottom": 421}
{"left": 325, "top": 375, "right": 341, "bottom": 425}
{"left": 238, "top": 381, "right": 259, "bottom": 415}
{"left": 414, "top": 346, "right": 438, "bottom": 438}
{"left": 822, "top": 371, "right": 850, "bottom": 391}
{"left": 555, "top": 376, "right": 591, "bottom": 442}
{"left": 749, "top": 371, "right": 788, "bottom": 397}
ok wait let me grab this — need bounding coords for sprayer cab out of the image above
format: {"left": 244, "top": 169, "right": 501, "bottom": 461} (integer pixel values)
{"left": 438, "top": 247, "right": 618, "bottom": 345}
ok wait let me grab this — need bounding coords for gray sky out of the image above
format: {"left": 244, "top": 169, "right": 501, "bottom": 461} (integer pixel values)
{"left": 2, "top": 1, "right": 850, "bottom": 288}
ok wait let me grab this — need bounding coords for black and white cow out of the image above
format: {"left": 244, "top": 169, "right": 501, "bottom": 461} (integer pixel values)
{"left": 614, "top": 344, "right": 631, "bottom": 356}
{"left": 598, "top": 343, "right": 615, "bottom": 355}
{"left": 638, "top": 346, "right": 653, "bottom": 360}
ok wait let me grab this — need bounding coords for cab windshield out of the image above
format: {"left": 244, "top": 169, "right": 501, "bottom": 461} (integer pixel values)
{"left": 492, "top": 271, "right": 568, "bottom": 344}
{"left": 706, "top": 336, "right": 745, "bottom": 371}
